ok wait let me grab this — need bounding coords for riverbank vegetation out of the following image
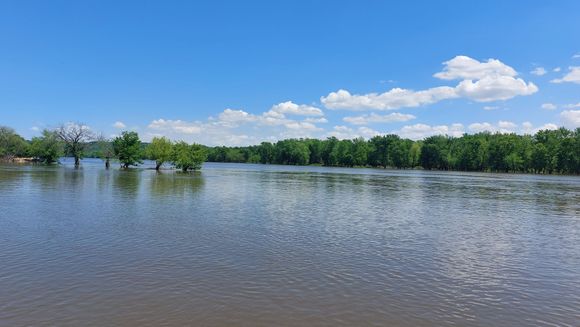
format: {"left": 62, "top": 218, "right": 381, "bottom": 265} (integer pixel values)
{"left": 204, "top": 128, "right": 580, "bottom": 175}
{"left": 1, "top": 124, "right": 579, "bottom": 174}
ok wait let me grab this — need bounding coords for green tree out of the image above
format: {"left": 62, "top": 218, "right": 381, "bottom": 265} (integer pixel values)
{"left": 335, "top": 139, "right": 354, "bottom": 167}
{"left": 505, "top": 152, "right": 523, "bottom": 172}
{"left": 530, "top": 143, "right": 548, "bottom": 173}
{"left": 419, "top": 143, "right": 440, "bottom": 170}
{"left": 0, "top": 126, "right": 29, "bottom": 158}
{"left": 30, "top": 130, "right": 63, "bottom": 164}
{"left": 321, "top": 137, "right": 339, "bottom": 166}
{"left": 306, "top": 139, "right": 323, "bottom": 164}
{"left": 274, "top": 139, "right": 310, "bottom": 165}
{"left": 257, "top": 142, "right": 275, "bottom": 164}
{"left": 173, "top": 141, "right": 207, "bottom": 171}
{"left": 408, "top": 142, "right": 422, "bottom": 168}
{"left": 352, "top": 137, "right": 369, "bottom": 167}
{"left": 147, "top": 137, "right": 173, "bottom": 170}
{"left": 112, "top": 131, "right": 142, "bottom": 168}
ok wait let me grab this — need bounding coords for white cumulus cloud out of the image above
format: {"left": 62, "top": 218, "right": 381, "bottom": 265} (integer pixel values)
{"left": 434, "top": 55, "right": 517, "bottom": 80}
{"left": 145, "top": 101, "right": 329, "bottom": 146}
{"left": 269, "top": 101, "right": 323, "bottom": 116}
{"left": 454, "top": 75, "right": 538, "bottom": 102}
{"left": 321, "top": 87, "right": 458, "bottom": 111}
{"left": 321, "top": 55, "right": 537, "bottom": 110}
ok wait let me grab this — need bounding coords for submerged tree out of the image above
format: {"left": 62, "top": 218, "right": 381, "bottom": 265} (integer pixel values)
{"left": 56, "top": 122, "right": 94, "bottom": 167}
{"left": 172, "top": 141, "right": 206, "bottom": 172}
{"left": 147, "top": 136, "right": 173, "bottom": 170}
{"left": 30, "top": 130, "right": 63, "bottom": 164}
{"left": 112, "top": 131, "right": 142, "bottom": 168}
{"left": 96, "top": 134, "right": 114, "bottom": 169}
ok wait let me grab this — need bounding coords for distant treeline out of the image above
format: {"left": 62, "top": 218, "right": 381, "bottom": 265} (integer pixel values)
{"left": 1, "top": 124, "right": 579, "bottom": 174}
{"left": 204, "top": 128, "right": 580, "bottom": 175}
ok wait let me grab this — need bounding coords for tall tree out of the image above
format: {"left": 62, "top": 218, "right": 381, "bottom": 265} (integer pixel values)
{"left": 147, "top": 137, "right": 173, "bottom": 170}
{"left": 112, "top": 131, "right": 142, "bottom": 168}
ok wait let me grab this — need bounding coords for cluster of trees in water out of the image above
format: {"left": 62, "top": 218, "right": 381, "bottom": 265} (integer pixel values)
{"left": 205, "top": 128, "right": 580, "bottom": 174}
{"left": 1, "top": 124, "right": 579, "bottom": 174}
{"left": 0, "top": 125, "right": 206, "bottom": 172}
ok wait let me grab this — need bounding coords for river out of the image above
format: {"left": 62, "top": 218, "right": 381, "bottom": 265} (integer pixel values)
{"left": 1, "top": 160, "right": 579, "bottom": 326}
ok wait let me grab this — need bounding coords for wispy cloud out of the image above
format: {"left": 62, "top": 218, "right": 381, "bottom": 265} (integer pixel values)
{"left": 112, "top": 121, "right": 126, "bottom": 129}
{"left": 530, "top": 67, "right": 547, "bottom": 76}
{"left": 343, "top": 112, "right": 416, "bottom": 125}
{"left": 560, "top": 110, "right": 580, "bottom": 128}
{"left": 541, "top": 103, "right": 557, "bottom": 110}
{"left": 551, "top": 66, "right": 580, "bottom": 84}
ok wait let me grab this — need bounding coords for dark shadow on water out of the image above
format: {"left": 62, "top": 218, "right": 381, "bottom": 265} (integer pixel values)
{"left": 111, "top": 169, "right": 141, "bottom": 198}
{"left": 149, "top": 170, "right": 205, "bottom": 198}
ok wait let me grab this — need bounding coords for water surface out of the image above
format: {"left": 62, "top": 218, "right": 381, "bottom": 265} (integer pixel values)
{"left": 1, "top": 160, "right": 579, "bottom": 326}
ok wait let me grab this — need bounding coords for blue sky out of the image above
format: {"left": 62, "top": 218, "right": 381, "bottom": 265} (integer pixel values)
{"left": 1, "top": 0, "right": 580, "bottom": 145}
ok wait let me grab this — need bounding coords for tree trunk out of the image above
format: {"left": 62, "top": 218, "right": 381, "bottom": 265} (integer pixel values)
{"left": 105, "top": 158, "right": 110, "bottom": 169}
{"left": 156, "top": 162, "right": 161, "bottom": 171}
{"left": 74, "top": 156, "right": 80, "bottom": 167}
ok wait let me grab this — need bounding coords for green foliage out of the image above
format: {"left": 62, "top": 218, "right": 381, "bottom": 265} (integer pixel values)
{"left": 0, "top": 126, "right": 29, "bottom": 157}
{"left": 258, "top": 142, "right": 275, "bottom": 164}
{"left": 30, "top": 130, "right": 63, "bottom": 163}
{"left": 203, "top": 127, "right": 580, "bottom": 175}
{"left": 173, "top": 141, "right": 207, "bottom": 172}
{"left": 112, "top": 131, "right": 142, "bottom": 168}
{"left": 147, "top": 137, "right": 173, "bottom": 170}
{"left": 275, "top": 139, "right": 310, "bottom": 165}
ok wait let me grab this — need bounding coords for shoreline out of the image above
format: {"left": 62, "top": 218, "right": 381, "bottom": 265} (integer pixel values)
{"left": 3, "top": 157, "right": 579, "bottom": 177}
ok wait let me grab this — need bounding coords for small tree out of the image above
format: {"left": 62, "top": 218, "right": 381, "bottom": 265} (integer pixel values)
{"left": 56, "top": 122, "right": 94, "bottom": 166}
{"left": 173, "top": 141, "right": 206, "bottom": 172}
{"left": 147, "top": 137, "right": 173, "bottom": 170}
{"left": 112, "top": 131, "right": 142, "bottom": 168}
{"left": 30, "top": 130, "right": 63, "bottom": 164}
{"left": 96, "top": 134, "right": 114, "bottom": 169}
